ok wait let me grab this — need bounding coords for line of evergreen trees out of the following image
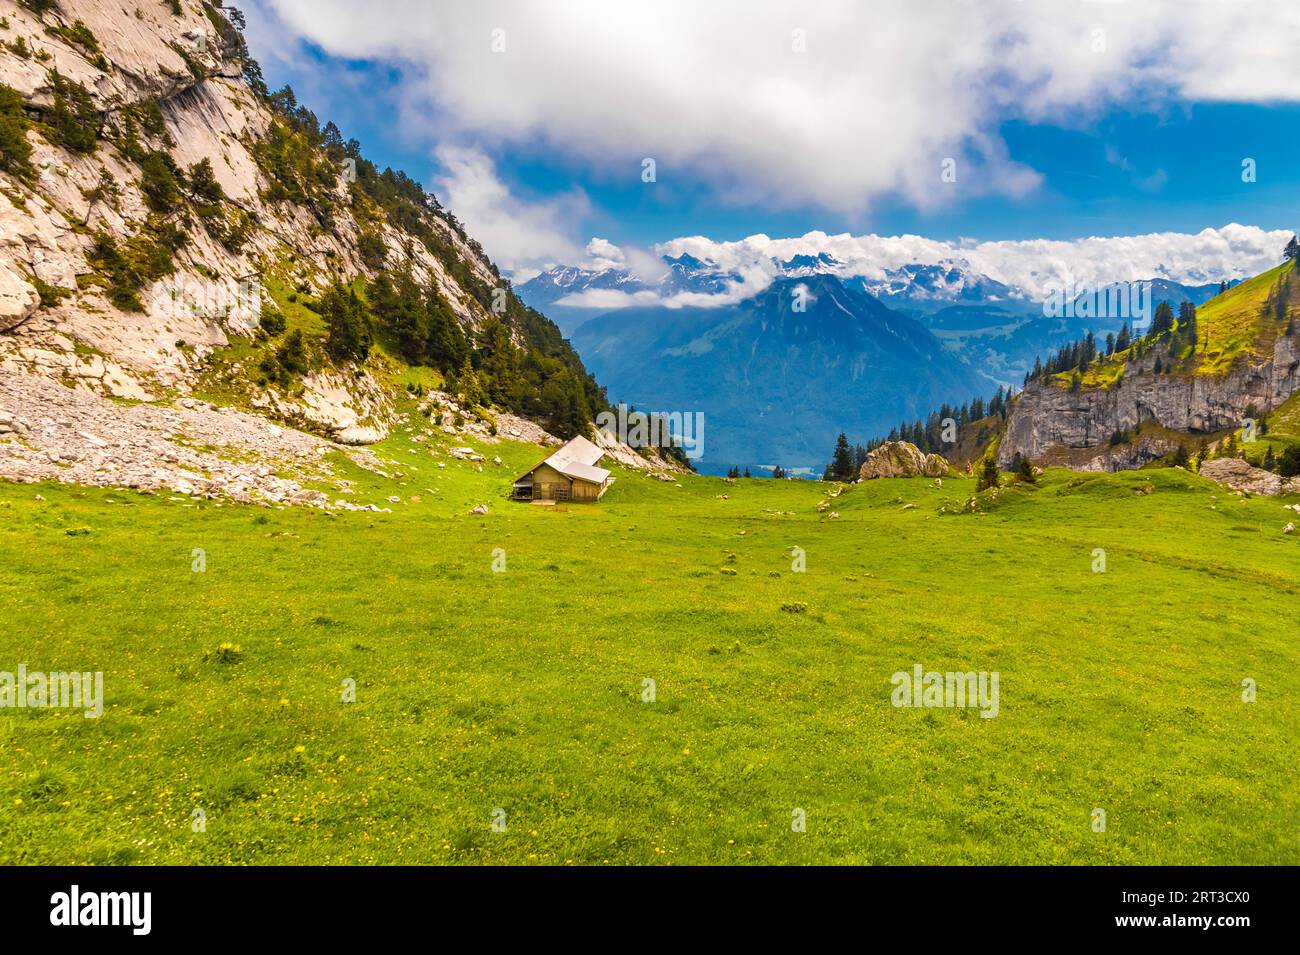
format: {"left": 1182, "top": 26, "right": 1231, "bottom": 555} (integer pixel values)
{"left": 820, "top": 385, "right": 1015, "bottom": 481}
{"left": 872, "top": 387, "right": 1012, "bottom": 454}
{"left": 305, "top": 272, "right": 602, "bottom": 439}
{"left": 1023, "top": 300, "right": 1200, "bottom": 387}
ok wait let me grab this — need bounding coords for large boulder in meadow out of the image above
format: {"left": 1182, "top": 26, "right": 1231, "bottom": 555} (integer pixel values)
{"left": 1198, "top": 457, "right": 1300, "bottom": 496}
{"left": 858, "top": 441, "right": 950, "bottom": 480}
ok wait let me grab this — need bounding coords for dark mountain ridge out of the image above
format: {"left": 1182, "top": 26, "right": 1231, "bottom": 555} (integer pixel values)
{"left": 573, "top": 275, "right": 985, "bottom": 474}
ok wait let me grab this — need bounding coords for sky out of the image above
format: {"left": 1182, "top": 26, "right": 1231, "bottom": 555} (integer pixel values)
{"left": 239, "top": 0, "right": 1300, "bottom": 286}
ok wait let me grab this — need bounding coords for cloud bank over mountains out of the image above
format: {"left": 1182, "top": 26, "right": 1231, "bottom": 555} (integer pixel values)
{"left": 256, "top": 0, "right": 1300, "bottom": 217}
{"left": 551, "top": 224, "right": 1292, "bottom": 310}
{"left": 246, "top": 2, "right": 1300, "bottom": 291}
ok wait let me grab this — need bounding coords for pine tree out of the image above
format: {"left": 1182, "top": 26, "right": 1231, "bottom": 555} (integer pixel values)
{"left": 321, "top": 120, "right": 344, "bottom": 154}
{"left": 977, "top": 456, "right": 999, "bottom": 492}
{"left": 370, "top": 270, "right": 427, "bottom": 364}
{"left": 322, "top": 283, "right": 371, "bottom": 363}
{"left": 1263, "top": 446, "right": 1277, "bottom": 471}
{"left": 0, "top": 84, "right": 34, "bottom": 181}
{"left": 47, "top": 71, "right": 99, "bottom": 154}
{"left": 1284, "top": 235, "right": 1300, "bottom": 261}
{"left": 1278, "top": 445, "right": 1300, "bottom": 478}
{"left": 425, "top": 285, "right": 469, "bottom": 373}
{"left": 1116, "top": 323, "right": 1131, "bottom": 352}
{"left": 743, "top": 467, "right": 751, "bottom": 478}
{"left": 828, "top": 432, "right": 855, "bottom": 482}
{"left": 187, "top": 158, "right": 224, "bottom": 207}
{"left": 1016, "top": 456, "right": 1036, "bottom": 483}
{"left": 1149, "top": 301, "right": 1175, "bottom": 338}
{"left": 1177, "top": 300, "right": 1197, "bottom": 348}
{"left": 538, "top": 367, "right": 589, "bottom": 439}
{"left": 139, "top": 150, "right": 182, "bottom": 212}
{"left": 278, "top": 329, "right": 307, "bottom": 379}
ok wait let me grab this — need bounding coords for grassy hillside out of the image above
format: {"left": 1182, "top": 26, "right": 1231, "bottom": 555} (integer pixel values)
{"left": 1265, "top": 388, "right": 1300, "bottom": 438}
{"left": 1196, "top": 259, "right": 1294, "bottom": 375}
{"left": 1, "top": 439, "right": 1298, "bottom": 865}
{"left": 1075, "top": 260, "right": 1295, "bottom": 388}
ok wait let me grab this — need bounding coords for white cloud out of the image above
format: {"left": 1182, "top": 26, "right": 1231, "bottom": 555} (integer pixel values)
{"left": 956, "top": 223, "right": 1291, "bottom": 296}
{"left": 584, "top": 238, "right": 624, "bottom": 267}
{"left": 555, "top": 242, "right": 774, "bottom": 309}
{"left": 555, "top": 288, "right": 664, "bottom": 310}
{"left": 588, "top": 223, "right": 1290, "bottom": 307}
{"left": 431, "top": 146, "right": 587, "bottom": 275}
{"left": 573, "top": 238, "right": 669, "bottom": 284}
{"left": 259, "top": 0, "right": 1300, "bottom": 215}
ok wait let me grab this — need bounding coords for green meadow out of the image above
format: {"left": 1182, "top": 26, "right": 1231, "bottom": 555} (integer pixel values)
{"left": 1, "top": 428, "right": 1297, "bottom": 865}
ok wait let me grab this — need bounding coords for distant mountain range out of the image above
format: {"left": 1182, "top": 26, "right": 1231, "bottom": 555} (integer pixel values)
{"left": 915, "top": 277, "right": 1227, "bottom": 387}
{"left": 517, "top": 253, "right": 1231, "bottom": 473}
{"left": 569, "top": 275, "right": 985, "bottom": 475}
{"left": 516, "top": 253, "right": 741, "bottom": 334}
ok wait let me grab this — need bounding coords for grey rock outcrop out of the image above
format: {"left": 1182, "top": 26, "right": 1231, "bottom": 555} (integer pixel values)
{"left": 0, "top": 0, "right": 499, "bottom": 443}
{"left": 858, "top": 441, "right": 950, "bottom": 479}
{"left": 1198, "top": 457, "right": 1300, "bottom": 496}
{"left": 1001, "top": 334, "right": 1300, "bottom": 470}
{"left": 0, "top": 262, "right": 38, "bottom": 333}
{"left": 1062, "top": 434, "right": 1182, "bottom": 473}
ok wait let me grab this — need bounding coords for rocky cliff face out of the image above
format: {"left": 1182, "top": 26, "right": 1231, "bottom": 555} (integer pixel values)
{"left": 0, "top": 0, "right": 491, "bottom": 411}
{"left": 999, "top": 331, "right": 1300, "bottom": 470}
{"left": 0, "top": 1, "right": 675, "bottom": 503}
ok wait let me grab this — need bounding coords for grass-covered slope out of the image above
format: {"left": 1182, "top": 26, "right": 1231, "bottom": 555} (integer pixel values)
{"left": 1, "top": 454, "right": 1297, "bottom": 864}
{"left": 1074, "top": 259, "right": 1295, "bottom": 389}
{"left": 1194, "top": 260, "right": 1293, "bottom": 374}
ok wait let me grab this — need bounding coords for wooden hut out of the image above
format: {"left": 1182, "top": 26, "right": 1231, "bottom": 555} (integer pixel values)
{"left": 512, "top": 435, "right": 614, "bottom": 502}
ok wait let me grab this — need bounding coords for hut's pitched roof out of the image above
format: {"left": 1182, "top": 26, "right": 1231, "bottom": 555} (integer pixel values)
{"left": 555, "top": 460, "right": 610, "bottom": 484}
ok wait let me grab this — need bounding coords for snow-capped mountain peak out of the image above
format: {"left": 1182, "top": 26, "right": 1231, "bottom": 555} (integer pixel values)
{"left": 516, "top": 251, "right": 1034, "bottom": 319}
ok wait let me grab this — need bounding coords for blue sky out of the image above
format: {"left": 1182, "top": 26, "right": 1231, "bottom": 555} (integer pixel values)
{"left": 242, "top": 1, "right": 1300, "bottom": 278}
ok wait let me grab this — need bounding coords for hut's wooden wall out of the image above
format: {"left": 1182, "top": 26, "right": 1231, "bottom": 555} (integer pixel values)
{"left": 523, "top": 463, "right": 607, "bottom": 501}
{"left": 570, "top": 479, "right": 602, "bottom": 501}
{"left": 530, "top": 463, "right": 568, "bottom": 500}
